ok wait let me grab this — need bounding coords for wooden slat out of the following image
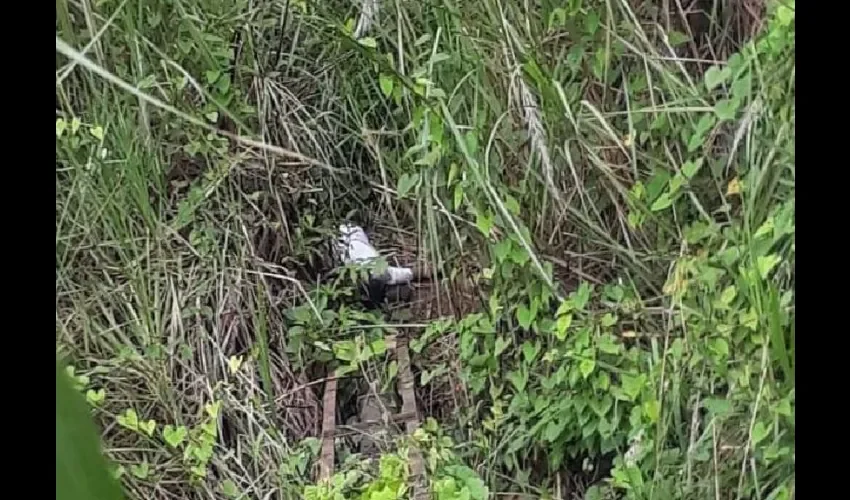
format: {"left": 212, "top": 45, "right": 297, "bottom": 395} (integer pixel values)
{"left": 395, "top": 336, "right": 429, "bottom": 500}
{"left": 319, "top": 377, "right": 337, "bottom": 481}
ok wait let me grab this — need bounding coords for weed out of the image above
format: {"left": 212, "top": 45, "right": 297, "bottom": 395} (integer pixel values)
{"left": 57, "top": 0, "right": 794, "bottom": 498}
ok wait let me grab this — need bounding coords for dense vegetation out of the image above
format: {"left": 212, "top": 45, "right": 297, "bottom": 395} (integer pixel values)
{"left": 56, "top": 0, "right": 794, "bottom": 498}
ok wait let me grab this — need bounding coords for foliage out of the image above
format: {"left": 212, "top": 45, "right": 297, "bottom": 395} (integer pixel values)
{"left": 56, "top": 0, "right": 794, "bottom": 497}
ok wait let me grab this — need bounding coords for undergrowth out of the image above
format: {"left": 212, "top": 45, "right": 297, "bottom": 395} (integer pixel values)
{"left": 56, "top": 0, "right": 794, "bottom": 498}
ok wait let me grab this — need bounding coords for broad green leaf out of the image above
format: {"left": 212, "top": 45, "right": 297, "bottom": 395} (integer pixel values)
{"left": 710, "top": 338, "right": 730, "bottom": 357}
{"left": 205, "top": 401, "right": 221, "bottom": 419}
{"left": 600, "top": 313, "right": 617, "bottom": 327}
{"left": 221, "top": 479, "right": 239, "bottom": 498}
{"left": 521, "top": 341, "right": 540, "bottom": 363}
{"left": 358, "top": 37, "right": 377, "bottom": 48}
{"left": 205, "top": 69, "right": 221, "bottom": 84}
{"left": 396, "top": 172, "right": 419, "bottom": 198}
{"left": 556, "top": 313, "right": 572, "bottom": 340}
{"left": 494, "top": 336, "right": 511, "bottom": 357}
{"left": 130, "top": 461, "right": 149, "bottom": 479}
{"left": 86, "top": 388, "right": 105, "bottom": 406}
{"left": 714, "top": 98, "right": 740, "bottom": 121}
{"left": 573, "top": 282, "right": 591, "bottom": 310}
{"left": 117, "top": 408, "right": 139, "bottom": 431}
{"left": 650, "top": 192, "right": 673, "bottom": 212}
{"left": 492, "top": 239, "right": 511, "bottom": 263}
{"left": 720, "top": 285, "right": 737, "bottom": 306}
{"left": 682, "top": 159, "right": 703, "bottom": 179}
{"left": 516, "top": 304, "right": 536, "bottom": 330}
{"left": 475, "top": 210, "right": 493, "bottom": 236}
{"left": 704, "top": 64, "right": 731, "bottom": 91}
{"left": 89, "top": 125, "right": 103, "bottom": 141}
{"left": 579, "top": 359, "right": 595, "bottom": 379}
{"left": 754, "top": 217, "right": 775, "bottom": 240}
{"left": 379, "top": 74, "right": 394, "bottom": 97}
{"left": 162, "top": 425, "right": 188, "bottom": 448}
{"left": 757, "top": 254, "right": 782, "bottom": 278}
{"left": 620, "top": 374, "right": 645, "bottom": 401}
{"left": 704, "top": 398, "right": 733, "bottom": 416}
{"left": 667, "top": 30, "right": 690, "bottom": 47}
{"left": 370, "top": 338, "right": 387, "bottom": 356}
{"left": 56, "top": 118, "right": 68, "bottom": 137}
{"left": 508, "top": 369, "right": 528, "bottom": 392}
{"left": 57, "top": 363, "right": 125, "bottom": 500}
{"left": 139, "top": 419, "right": 156, "bottom": 437}
{"left": 643, "top": 400, "right": 660, "bottom": 423}
{"left": 751, "top": 421, "right": 770, "bottom": 446}
{"left": 333, "top": 340, "right": 356, "bottom": 361}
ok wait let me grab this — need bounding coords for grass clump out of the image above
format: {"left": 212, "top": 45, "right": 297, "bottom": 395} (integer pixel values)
{"left": 56, "top": 0, "right": 794, "bottom": 498}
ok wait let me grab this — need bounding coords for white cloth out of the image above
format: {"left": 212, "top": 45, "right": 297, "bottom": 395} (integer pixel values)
{"left": 337, "top": 225, "right": 413, "bottom": 285}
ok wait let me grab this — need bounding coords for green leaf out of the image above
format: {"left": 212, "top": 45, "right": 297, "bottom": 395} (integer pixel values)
{"left": 516, "top": 304, "right": 536, "bottom": 330}
{"left": 667, "top": 30, "right": 690, "bottom": 47}
{"left": 757, "top": 254, "right": 782, "bottom": 278}
{"left": 754, "top": 217, "right": 775, "bottom": 240}
{"left": 720, "top": 285, "right": 737, "bottom": 306}
{"left": 90, "top": 126, "right": 105, "bottom": 141}
{"left": 751, "top": 421, "right": 770, "bottom": 446}
{"left": 643, "top": 400, "right": 660, "bottom": 423}
{"left": 130, "top": 461, "right": 149, "bottom": 480}
{"left": 494, "top": 336, "right": 511, "bottom": 357}
{"left": 86, "top": 388, "right": 105, "bottom": 406}
{"left": 492, "top": 239, "right": 511, "bottom": 263}
{"left": 396, "top": 172, "right": 419, "bottom": 198}
{"left": 379, "top": 74, "right": 394, "bottom": 97}
{"left": 714, "top": 98, "right": 740, "bottom": 121}
{"left": 57, "top": 363, "right": 125, "bottom": 500}
{"left": 776, "top": 4, "right": 794, "bottom": 26}
{"left": 682, "top": 159, "right": 703, "bottom": 179}
{"left": 555, "top": 313, "right": 572, "bottom": 341}
{"left": 465, "top": 131, "right": 479, "bottom": 156}
{"left": 704, "top": 65, "right": 731, "bottom": 91}
{"left": 703, "top": 398, "right": 733, "bottom": 416}
{"left": 333, "top": 340, "right": 356, "bottom": 362}
{"left": 573, "top": 282, "right": 591, "bottom": 310}
{"left": 650, "top": 192, "right": 673, "bottom": 212}
{"left": 710, "top": 338, "right": 730, "bottom": 357}
{"left": 508, "top": 369, "right": 528, "bottom": 392}
{"left": 579, "top": 359, "right": 595, "bottom": 379}
{"left": 205, "top": 70, "right": 221, "bottom": 84}
{"left": 620, "top": 374, "right": 645, "bottom": 401}
{"left": 205, "top": 401, "right": 221, "bottom": 419}
{"left": 597, "top": 335, "right": 620, "bottom": 355}
{"left": 475, "top": 210, "right": 494, "bottom": 236}
{"left": 358, "top": 37, "right": 377, "bottom": 48}
{"left": 521, "top": 341, "right": 540, "bottom": 363}
{"left": 56, "top": 118, "right": 68, "bottom": 137}
{"left": 221, "top": 479, "right": 240, "bottom": 498}
{"left": 162, "top": 425, "right": 188, "bottom": 448}
{"left": 543, "top": 420, "right": 564, "bottom": 442}
{"left": 139, "top": 419, "right": 156, "bottom": 437}
{"left": 117, "top": 408, "right": 139, "bottom": 431}
{"left": 370, "top": 338, "right": 387, "bottom": 356}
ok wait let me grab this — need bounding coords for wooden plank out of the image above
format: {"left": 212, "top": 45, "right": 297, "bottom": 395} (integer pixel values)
{"left": 394, "top": 336, "right": 429, "bottom": 500}
{"left": 319, "top": 377, "right": 337, "bottom": 481}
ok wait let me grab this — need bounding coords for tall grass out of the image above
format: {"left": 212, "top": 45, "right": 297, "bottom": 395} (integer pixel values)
{"left": 57, "top": 0, "right": 794, "bottom": 498}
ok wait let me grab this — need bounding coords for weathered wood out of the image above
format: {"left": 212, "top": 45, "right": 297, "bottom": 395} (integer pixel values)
{"left": 319, "top": 377, "right": 337, "bottom": 481}
{"left": 395, "top": 336, "right": 429, "bottom": 500}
